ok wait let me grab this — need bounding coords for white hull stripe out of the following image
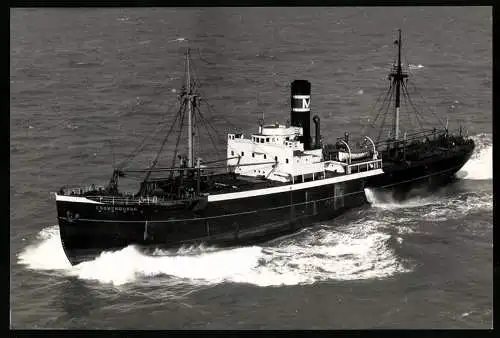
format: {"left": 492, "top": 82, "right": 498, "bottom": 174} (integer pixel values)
{"left": 292, "top": 108, "right": 310, "bottom": 112}
{"left": 208, "top": 169, "right": 383, "bottom": 202}
{"left": 56, "top": 195, "right": 104, "bottom": 204}
{"left": 293, "top": 95, "right": 310, "bottom": 99}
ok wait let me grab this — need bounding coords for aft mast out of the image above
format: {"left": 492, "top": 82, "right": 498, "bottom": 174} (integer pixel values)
{"left": 186, "top": 48, "right": 194, "bottom": 168}
{"left": 388, "top": 29, "right": 408, "bottom": 142}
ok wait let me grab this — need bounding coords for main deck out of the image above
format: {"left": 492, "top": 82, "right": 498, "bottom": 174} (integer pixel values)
{"left": 55, "top": 158, "right": 382, "bottom": 207}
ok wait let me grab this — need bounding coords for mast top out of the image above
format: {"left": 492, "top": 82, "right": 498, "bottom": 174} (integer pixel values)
{"left": 389, "top": 29, "right": 408, "bottom": 82}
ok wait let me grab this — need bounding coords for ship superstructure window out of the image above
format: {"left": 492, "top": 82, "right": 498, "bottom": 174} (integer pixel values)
{"left": 252, "top": 153, "right": 255, "bottom": 158}
{"left": 274, "top": 156, "right": 278, "bottom": 162}
{"left": 260, "top": 138, "right": 264, "bottom": 143}
{"left": 231, "top": 151, "right": 234, "bottom": 156}
{"left": 266, "top": 137, "right": 270, "bottom": 142}
{"left": 264, "top": 155, "right": 267, "bottom": 159}
{"left": 286, "top": 159, "right": 289, "bottom": 163}
{"left": 241, "top": 152, "right": 244, "bottom": 156}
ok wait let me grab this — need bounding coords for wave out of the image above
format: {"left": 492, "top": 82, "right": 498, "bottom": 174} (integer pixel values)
{"left": 364, "top": 188, "right": 437, "bottom": 210}
{"left": 409, "top": 64, "right": 424, "bottom": 70}
{"left": 456, "top": 133, "right": 492, "bottom": 180}
{"left": 365, "top": 187, "right": 492, "bottom": 222}
{"left": 17, "top": 221, "right": 409, "bottom": 287}
{"left": 422, "top": 191, "right": 492, "bottom": 221}
{"left": 169, "top": 37, "right": 187, "bottom": 43}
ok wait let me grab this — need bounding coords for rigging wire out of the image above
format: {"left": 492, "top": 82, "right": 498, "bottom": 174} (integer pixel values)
{"left": 194, "top": 105, "right": 221, "bottom": 156}
{"left": 364, "top": 81, "right": 394, "bottom": 134}
{"left": 193, "top": 101, "right": 226, "bottom": 145}
{"left": 169, "top": 99, "right": 188, "bottom": 169}
{"left": 142, "top": 100, "right": 186, "bottom": 181}
{"left": 376, "top": 82, "right": 394, "bottom": 143}
{"left": 117, "top": 100, "right": 179, "bottom": 169}
{"left": 199, "top": 111, "right": 225, "bottom": 146}
{"left": 360, "top": 81, "right": 392, "bottom": 136}
{"left": 401, "top": 82, "right": 416, "bottom": 134}
{"left": 407, "top": 80, "right": 445, "bottom": 127}
{"left": 402, "top": 81, "right": 427, "bottom": 131}
{"left": 188, "top": 50, "right": 239, "bottom": 132}
{"left": 201, "top": 97, "right": 239, "bottom": 132}
{"left": 371, "top": 80, "right": 393, "bottom": 142}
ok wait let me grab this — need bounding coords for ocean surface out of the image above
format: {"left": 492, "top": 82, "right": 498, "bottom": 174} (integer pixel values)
{"left": 10, "top": 7, "right": 492, "bottom": 329}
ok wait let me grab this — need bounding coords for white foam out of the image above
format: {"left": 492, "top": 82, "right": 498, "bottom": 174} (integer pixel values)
{"left": 365, "top": 185, "right": 492, "bottom": 222}
{"left": 423, "top": 192, "right": 493, "bottom": 221}
{"left": 409, "top": 64, "right": 424, "bottom": 70}
{"left": 456, "top": 134, "right": 492, "bottom": 180}
{"left": 17, "top": 226, "right": 72, "bottom": 271}
{"left": 18, "top": 221, "right": 408, "bottom": 287}
{"left": 364, "top": 188, "right": 436, "bottom": 210}
{"left": 169, "top": 37, "right": 187, "bottom": 43}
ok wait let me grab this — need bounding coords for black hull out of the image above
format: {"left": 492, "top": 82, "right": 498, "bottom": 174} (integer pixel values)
{"left": 366, "top": 143, "right": 474, "bottom": 200}
{"left": 57, "top": 175, "right": 374, "bottom": 265}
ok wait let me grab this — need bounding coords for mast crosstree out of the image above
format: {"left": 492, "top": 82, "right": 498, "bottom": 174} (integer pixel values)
{"left": 388, "top": 29, "right": 408, "bottom": 141}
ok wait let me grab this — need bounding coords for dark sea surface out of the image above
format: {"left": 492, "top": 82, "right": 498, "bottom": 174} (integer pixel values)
{"left": 10, "top": 7, "right": 492, "bottom": 329}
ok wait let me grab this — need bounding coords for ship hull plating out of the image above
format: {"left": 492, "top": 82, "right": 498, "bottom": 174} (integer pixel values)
{"left": 57, "top": 177, "right": 370, "bottom": 265}
{"left": 366, "top": 144, "right": 474, "bottom": 200}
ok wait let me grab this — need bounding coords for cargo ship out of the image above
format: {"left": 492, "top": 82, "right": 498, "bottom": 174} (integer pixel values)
{"left": 54, "top": 29, "right": 474, "bottom": 265}
{"left": 55, "top": 50, "right": 383, "bottom": 265}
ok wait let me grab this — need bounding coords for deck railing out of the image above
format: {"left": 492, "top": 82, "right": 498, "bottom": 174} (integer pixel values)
{"left": 345, "top": 158, "right": 383, "bottom": 174}
{"left": 91, "top": 194, "right": 204, "bottom": 206}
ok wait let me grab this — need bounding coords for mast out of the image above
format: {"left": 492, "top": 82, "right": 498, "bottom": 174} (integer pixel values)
{"left": 186, "top": 48, "right": 194, "bottom": 168}
{"left": 389, "top": 29, "right": 408, "bottom": 141}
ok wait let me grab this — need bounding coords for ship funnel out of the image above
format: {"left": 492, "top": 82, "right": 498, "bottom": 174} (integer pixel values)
{"left": 291, "top": 80, "right": 312, "bottom": 150}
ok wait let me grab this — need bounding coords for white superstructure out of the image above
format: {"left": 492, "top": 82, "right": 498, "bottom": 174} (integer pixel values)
{"left": 226, "top": 122, "right": 380, "bottom": 183}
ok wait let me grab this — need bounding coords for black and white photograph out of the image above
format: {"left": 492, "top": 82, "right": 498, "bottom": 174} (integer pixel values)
{"left": 10, "top": 6, "right": 492, "bottom": 329}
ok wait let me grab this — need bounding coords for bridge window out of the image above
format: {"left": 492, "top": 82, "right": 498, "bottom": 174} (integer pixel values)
{"left": 274, "top": 156, "right": 278, "bottom": 161}
{"left": 252, "top": 153, "right": 255, "bottom": 158}
{"left": 260, "top": 138, "right": 264, "bottom": 143}
{"left": 286, "top": 137, "right": 289, "bottom": 141}
{"left": 266, "top": 137, "right": 270, "bottom": 142}
{"left": 264, "top": 155, "right": 267, "bottom": 159}
{"left": 231, "top": 151, "right": 234, "bottom": 156}
{"left": 241, "top": 152, "right": 244, "bottom": 156}
{"left": 286, "top": 159, "right": 289, "bottom": 164}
